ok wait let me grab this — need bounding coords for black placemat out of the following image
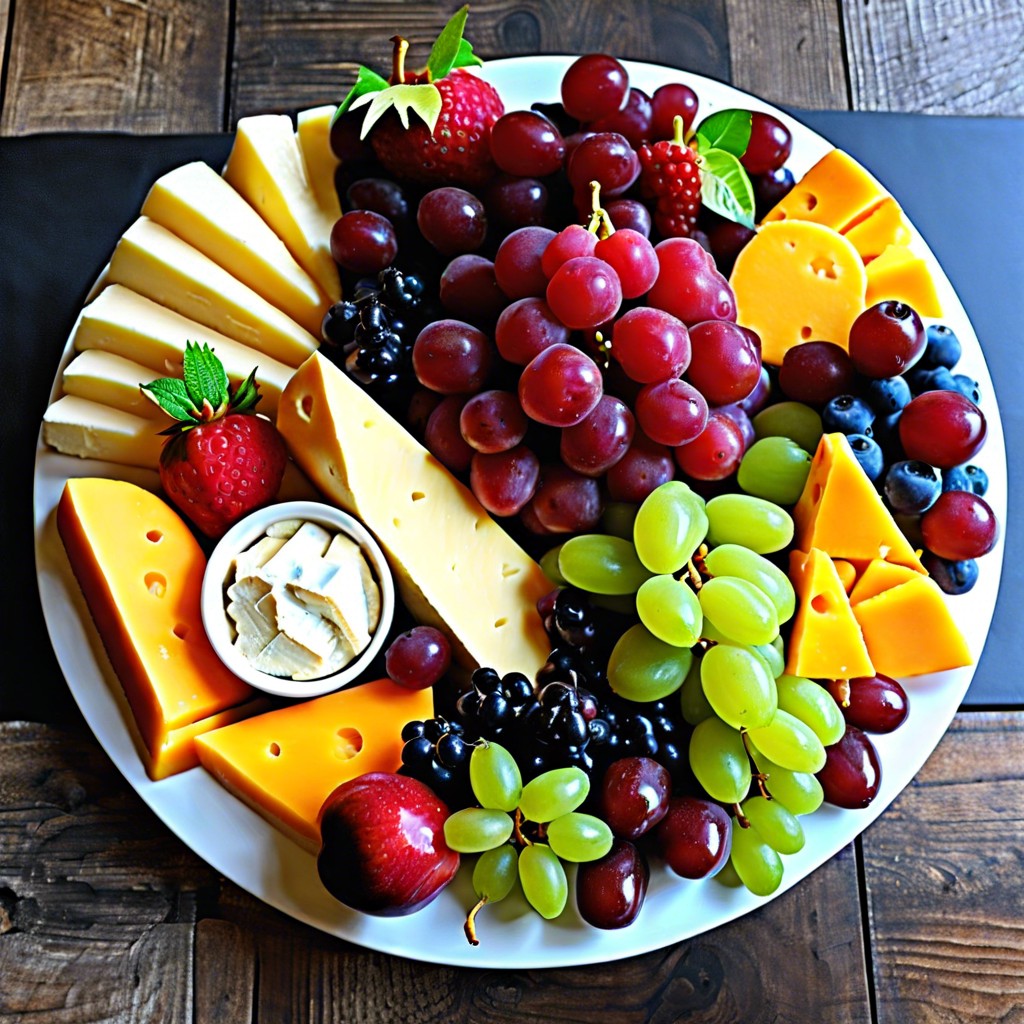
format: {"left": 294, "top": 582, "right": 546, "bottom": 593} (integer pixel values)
{"left": 2, "top": 113, "right": 1020, "bottom": 720}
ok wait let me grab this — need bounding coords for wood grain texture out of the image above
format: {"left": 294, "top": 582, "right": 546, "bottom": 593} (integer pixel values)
{"left": 726, "top": 0, "right": 850, "bottom": 109}
{"left": 1, "top": 0, "right": 231, "bottom": 135}
{"left": 229, "top": 0, "right": 730, "bottom": 123}
{"left": 842, "top": 0, "right": 1024, "bottom": 115}
{"left": 861, "top": 712, "right": 1024, "bottom": 1023}
{"left": 0, "top": 0, "right": 10, "bottom": 106}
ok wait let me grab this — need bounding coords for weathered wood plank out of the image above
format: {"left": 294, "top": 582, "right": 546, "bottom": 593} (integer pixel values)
{"left": 194, "top": 919, "right": 256, "bottom": 1024}
{"left": 0, "top": 0, "right": 10, "bottom": 107}
{"left": 842, "top": 0, "right": 1024, "bottom": 116}
{"left": 0, "top": 722, "right": 215, "bottom": 1021}
{"left": 861, "top": 712, "right": 1024, "bottom": 1023}
{"left": 0, "top": 0, "right": 231, "bottom": 136}
{"left": 726, "top": 0, "right": 850, "bottom": 109}
{"left": 229, "top": 0, "right": 730, "bottom": 123}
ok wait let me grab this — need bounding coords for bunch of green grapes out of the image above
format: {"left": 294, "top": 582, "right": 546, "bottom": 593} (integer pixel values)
{"left": 443, "top": 741, "right": 613, "bottom": 943}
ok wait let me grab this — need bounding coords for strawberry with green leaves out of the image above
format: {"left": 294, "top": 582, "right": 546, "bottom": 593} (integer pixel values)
{"left": 334, "top": 5, "right": 504, "bottom": 189}
{"left": 142, "top": 343, "right": 287, "bottom": 539}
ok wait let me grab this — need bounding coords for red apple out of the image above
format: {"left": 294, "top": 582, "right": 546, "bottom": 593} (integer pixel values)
{"left": 317, "top": 772, "right": 460, "bottom": 916}
{"left": 654, "top": 796, "right": 732, "bottom": 879}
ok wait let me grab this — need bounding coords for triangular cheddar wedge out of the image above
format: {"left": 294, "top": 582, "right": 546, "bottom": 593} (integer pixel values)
{"left": 793, "top": 433, "right": 925, "bottom": 571}
{"left": 195, "top": 678, "right": 434, "bottom": 852}
{"left": 57, "top": 478, "right": 262, "bottom": 780}
{"left": 849, "top": 558, "right": 923, "bottom": 605}
{"left": 852, "top": 576, "right": 973, "bottom": 678}
{"left": 786, "top": 548, "right": 875, "bottom": 680}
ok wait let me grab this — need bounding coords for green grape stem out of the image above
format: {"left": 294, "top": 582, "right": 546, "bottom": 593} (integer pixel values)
{"left": 513, "top": 807, "right": 532, "bottom": 847}
{"left": 754, "top": 771, "right": 773, "bottom": 800}
{"left": 733, "top": 802, "right": 751, "bottom": 829}
{"left": 834, "top": 678, "right": 851, "bottom": 707}
{"left": 464, "top": 896, "right": 488, "bottom": 946}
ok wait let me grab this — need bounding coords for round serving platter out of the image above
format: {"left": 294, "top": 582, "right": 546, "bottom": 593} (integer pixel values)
{"left": 34, "top": 55, "right": 1007, "bottom": 968}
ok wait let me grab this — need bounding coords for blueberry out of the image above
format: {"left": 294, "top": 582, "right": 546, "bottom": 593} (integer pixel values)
{"left": 871, "top": 410, "right": 905, "bottom": 461}
{"left": 922, "top": 552, "right": 978, "bottom": 595}
{"left": 965, "top": 464, "right": 989, "bottom": 495}
{"left": 865, "top": 375, "right": 912, "bottom": 414}
{"left": 847, "top": 433, "right": 885, "bottom": 482}
{"left": 952, "top": 373, "right": 981, "bottom": 404}
{"left": 906, "top": 365, "right": 957, "bottom": 394}
{"left": 942, "top": 465, "right": 972, "bottom": 493}
{"left": 884, "top": 459, "right": 941, "bottom": 514}
{"left": 822, "top": 394, "right": 875, "bottom": 435}
{"left": 920, "top": 324, "right": 962, "bottom": 369}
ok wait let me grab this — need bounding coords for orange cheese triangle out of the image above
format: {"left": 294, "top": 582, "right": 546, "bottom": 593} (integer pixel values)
{"left": 786, "top": 548, "right": 875, "bottom": 680}
{"left": 57, "top": 478, "right": 261, "bottom": 780}
{"left": 793, "top": 433, "right": 924, "bottom": 571}
{"left": 195, "top": 678, "right": 434, "bottom": 851}
{"left": 849, "top": 558, "right": 923, "bottom": 605}
{"left": 852, "top": 576, "right": 972, "bottom": 678}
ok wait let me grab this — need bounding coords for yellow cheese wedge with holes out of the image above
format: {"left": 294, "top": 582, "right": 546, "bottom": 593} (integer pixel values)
{"left": 730, "top": 220, "right": 867, "bottom": 365}
{"left": 140, "top": 160, "right": 329, "bottom": 335}
{"left": 57, "top": 478, "right": 262, "bottom": 779}
{"left": 277, "top": 352, "right": 553, "bottom": 677}
{"left": 195, "top": 678, "right": 433, "bottom": 851}
{"left": 224, "top": 114, "right": 341, "bottom": 303}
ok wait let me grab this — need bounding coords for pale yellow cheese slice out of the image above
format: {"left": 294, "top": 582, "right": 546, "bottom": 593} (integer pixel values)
{"left": 104, "top": 217, "right": 319, "bottom": 368}
{"left": 61, "top": 349, "right": 169, "bottom": 421}
{"left": 43, "top": 395, "right": 165, "bottom": 468}
{"left": 277, "top": 353, "right": 554, "bottom": 677}
{"left": 224, "top": 114, "right": 341, "bottom": 303}
{"left": 72, "top": 284, "right": 296, "bottom": 420}
{"left": 296, "top": 105, "right": 342, "bottom": 223}
{"left": 140, "top": 160, "right": 330, "bottom": 335}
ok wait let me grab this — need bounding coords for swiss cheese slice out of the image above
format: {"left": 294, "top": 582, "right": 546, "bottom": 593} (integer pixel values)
{"left": 43, "top": 395, "right": 165, "bottom": 468}
{"left": 296, "top": 105, "right": 342, "bottom": 224}
{"left": 61, "top": 349, "right": 170, "bottom": 421}
{"left": 73, "top": 284, "right": 296, "bottom": 419}
{"left": 730, "top": 220, "right": 867, "bottom": 366}
{"left": 140, "top": 160, "right": 329, "bottom": 335}
{"left": 195, "top": 678, "right": 434, "bottom": 851}
{"left": 57, "top": 478, "right": 262, "bottom": 779}
{"left": 762, "top": 149, "right": 887, "bottom": 231}
{"left": 104, "top": 217, "right": 319, "bottom": 368}
{"left": 793, "top": 433, "right": 925, "bottom": 571}
{"left": 224, "top": 114, "right": 341, "bottom": 303}
{"left": 786, "top": 547, "right": 875, "bottom": 680}
{"left": 277, "top": 353, "right": 553, "bottom": 677}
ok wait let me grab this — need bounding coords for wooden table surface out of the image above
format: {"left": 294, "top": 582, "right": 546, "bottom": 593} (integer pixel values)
{"left": 3, "top": 2, "right": 1023, "bottom": 1022}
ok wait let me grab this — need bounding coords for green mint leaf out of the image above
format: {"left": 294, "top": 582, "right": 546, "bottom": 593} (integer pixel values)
{"left": 352, "top": 83, "right": 444, "bottom": 138}
{"left": 451, "top": 37, "right": 483, "bottom": 70}
{"left": 699, "top": 148, "right": 756, "bottom": 229}
{"left": 695, "top": 109, "right": 752, "bottom": 159}
{"left": 333, "top": 65, "right": 390, "bottom": 124}
{"left": 140, "top": 378, "right": 196, "bottom": 422}
{"left": 427, "top": 4, "right": 470, "bottom": 80}
{"left": 230, "top": 369, "right": 262, "bottom": 414}
{"left": 183, "top": 341, "right": 229, "bottom": 410}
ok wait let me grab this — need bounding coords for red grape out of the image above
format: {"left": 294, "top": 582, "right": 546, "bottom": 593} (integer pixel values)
{"left": 594, "top": 228, "right": 659, "bottom": 298}
{"left": 706, "top": 219, "right": 755, "bottom": 277}
{"left": 413, "top": 320, "right": 494, "bottom": 394}
{"left": 546, "top": 256, "right": 623, "bottom": 330}
{"left": 634, "top": 378, "right": 708, "bottom": 447}
{"left": 648, "top": 238, "right": 737, "bottom": 325}
{"left": 654, "top": 797, "right": 732, "bottom": 879}
{"left": 561, "top": 54, "right": 630, "bottom": 122}
{"left": 610, "top": 306, "right": 690, "bottom": 383}
{"left": 686, "top": 320, "right": 762, "bottom": 405}
{"left": 459, "top": 390, "right": 528, "bottom": 454}
{"left": 530, "top": 464, "right": 603, "bottom": 533}
{"left": 489, "top": 110, "right": 567, "bottom": 177}
{"left": 649, "top": 82, "right": 699, "bottom": 140}
{"left": 329, "top": 210, "right": 397, "bottom": 274}
{"left": 606, "top": 198, "right": 652, "bottom": 237}
{"left": 484, "top": 174, "right": 548, "bottom": 229}
{"left": 606, "top": 431, "right": 675, "bottom": 503}
{"left": 385, "top": 626, "right": 451, "bottom": 690}
{"left": 494, "top": 225, "right": 557, "bottom": 299}
{"left": 777, "top": 340, "right": 856, "bottom": 406}
{"left": 826, "top": 675, "right": 909, "bottom": 734}
{"left": 423, "top": 395, "right": 474, "bottom": 472}
{"left": 740, "top": 111, "right": 793, "bottom": 174}
{"left": 494, "top": 296, "right": 570, "bottom": 365}
{"left": 345, "top": 177, "right": 409, "bottom": 223}
{"left": 920, "top": 489, "right": 998, "bottom": 559}
{"left": 715, "top": 402, "right": 756, "bottom": 450}
{"left": 470, "top": 445, "right": 541, "bottom": 517}
{"left": 600, "top": 757, "right": 671, "bottom": 839}
{"left": 518, "top": 343, "right": 604, "bottom": 427}
{"left": 899, "top": 390, "right": 987, "bottom": 468}
{"left": 848, "top": 301, "right": 926, "bottom": 378}
{"left": 584, "top": 87, "right": 653, "bottom": 148}
{"left": 541, "top": 224, "right": 598, "bottom": 278}
{"left": 817, "top": 724, "right": 881, "bottom": 809}
{"left": 566, "top": 132, "right": 641, "bottom": 198}
{"left": 416, "top": 186, "right": 487, "bottom": 255}
{"left": 438, "top": 255, "right": 506, "bottom": 327}
{"left": 576, "top": 839, "right": 649, "bottom": 930}
{"left": 674, "top": 409, "right": 745, "bottom": 481}
{"left": 560, "top": 395, "right": 635, "bottom": 476}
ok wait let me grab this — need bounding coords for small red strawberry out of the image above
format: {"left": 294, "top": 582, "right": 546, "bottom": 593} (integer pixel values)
{"left": 142, "top": 342, "right": 287, "bottom": 538}
{"left": 335, "top": 6, "right": 504, "bottom": 189}
{"left": 638, "top": 114, "right": 702, "bottom": 239}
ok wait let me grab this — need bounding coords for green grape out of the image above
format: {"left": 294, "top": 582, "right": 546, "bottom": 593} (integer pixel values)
{"left": 633, "top": 480, "right": 709, "bottom": 574}
{"left": 636, "top": 574, "right": 703, "bottom": 647}
{"left": 688, "top": 716, "right": 752, "bottom": 804}
{"left": 737, "top": 436, "right": 813, "bottom": 505}
{"left": 747, "top": 709, "right": 827, "bottom": 774}
{"left": 730, "top": 822, "right": 784, "bottom": 896}
{"left": 714, "top": 857, "right": 744, "bottom": 888}
{"left": 703, "top": 543, "right": 796, "bottom": 623}
{"left": 700, "top": 643, "right": 777, "bottom": 730}
{"left": 539, "top": 544, "right": 567, "bottom": 585}
{"left": 472, "top": 844, "right": 518, "bottom": 902}
{"left": 469, "top": 741, "right": 523, "bottom": 812}
{"left": 518, "top": 843, "right": 568, "bottom": 919}
{"left": 752, "top": 400, "right": 823, "bottom": 455}
{"left": 753, "top": 640, "right": 785, "bottom": 678}
{"left": 443, "top": 807, "right": 514, "bottom": 853}
{"left": 608, "top": 623, "right": 693, "bottom": 701}
{"left": 558, "top": 534, "right": 652, "bottom": 594}
{"left": 742, "top": 795, "right": 805, "bottom": 854}
{"left": 698, "top": 576, "right": 779, "bottom": 645}
{"left": 775, "top": 674, "right": 846, "bottom": 747}
{"left": 747, "top": 740, "right": 824, "bottom": 816}
{"left": 546, "top": 812, "right": 614, "bottom": 863}
{"left": 680, "top": 657, "right": 715, "bottom": 725}
{"left": 602, "top": 501, "right": 639, "bottom": 540}
{"left": 519, "top": 767, "right": 589, "bottom": 823}
{"left": 705, "top": 494, "right": 794, "bottom": 554}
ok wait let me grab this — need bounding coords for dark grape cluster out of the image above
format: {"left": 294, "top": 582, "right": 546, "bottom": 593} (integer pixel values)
{"left": 398, "top": 716, "right": 474, "bottom": 809}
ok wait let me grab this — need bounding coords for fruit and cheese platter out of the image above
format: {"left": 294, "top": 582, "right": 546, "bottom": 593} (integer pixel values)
{"left": 33, "top": 8, "right": 1006, "bottom": 969}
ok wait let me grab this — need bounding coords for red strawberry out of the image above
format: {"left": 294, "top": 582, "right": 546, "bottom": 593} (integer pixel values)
{"left": 338, "top": 7, "right": 504, "bottom": 190}
{"left": 638, "top": 115, "right": 701, "bottom": 239}
{"left": 142, "top": 342, "right": 287, "bottom": 538}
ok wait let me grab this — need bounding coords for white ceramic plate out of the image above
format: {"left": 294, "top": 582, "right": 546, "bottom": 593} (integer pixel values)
{"left": 34, "top": 56, "right": 1007, "bottom": 968}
